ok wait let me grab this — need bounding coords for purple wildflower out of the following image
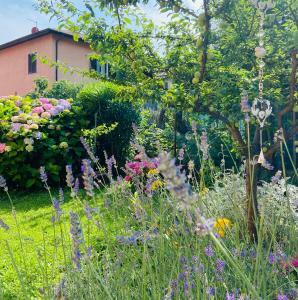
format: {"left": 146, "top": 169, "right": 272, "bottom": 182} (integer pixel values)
{"left": 277, "top": 294, "right": 289, "bottom": 300}
{"left": 200, "top": 130, "right": 209, "bottom": 160}
{"left": 54, "top": 279, "right": 65, "bottom": 299}
{"left": 84, "top": 202, "right": 98, "bottom": 220}
{"left": 70, "top": 211, "right": 84, "bottom": 269}
{"left": 81, "top": 159, "right": 96, "bottom": 197}
{"left": 226, "top": 292, "right": 235, "bottom": 300}
{"left": 180, "top": 256, "right": 187, "bottom": 264}
{"left": 52, "top": 199, "right": 62, "bottom": 222}
{"left": 184, "top": 281, "right": 189, "bottom": 295}
{"left": 0, "top": 175, "right": 8, "bottom": 192}
{"left": 215, "top": 259, "right": 226, "bottom": 272}
{"left": 80, "top": 137, "right": 99, "bottom": 163}
{"left": 39, "top": 166, "right": 48, "bottom": 184}
{"left": 268, "top": 252, "right": 276, "bottom": 265}
{"left": 205, "top": 244, "right": 214, "bottom": 257}
{"left": 74, "top": 178, "right": 79, "bottom": 195}
{"left": 59, "top": 188, "right": 64, "bottom": 203}
{"left": 66, "top": 165, "right": 74, "bottom": 189}
{"left": 158, "top": 151, "right": 195, "bottom": 210}
{"left": 0, "top": 219, "right": 9, "bottom": 230}
{"left": 208, "top": 286, "right": 215, "bottom": 296}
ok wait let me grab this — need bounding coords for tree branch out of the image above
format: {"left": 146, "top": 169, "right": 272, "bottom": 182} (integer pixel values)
{"left": 277, "top": 50, "right": 297, "bottom": 128}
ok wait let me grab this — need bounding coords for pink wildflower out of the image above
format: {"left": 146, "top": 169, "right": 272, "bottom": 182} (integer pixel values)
{"left": 124, "top": 175, "right": 132, "bottom": 182}
{"left": 134, "top": 154, "right": 142, "bottom": 161}
{"left": 0, "top": 143, "right": 6, "bottom": 153}
{"left": 290, "top": 258, "right": 298, "bottom": 268}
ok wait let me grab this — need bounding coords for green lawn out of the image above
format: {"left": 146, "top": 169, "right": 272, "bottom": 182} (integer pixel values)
{"left": 0, "top": 190, "right": 125, "bottom": 299}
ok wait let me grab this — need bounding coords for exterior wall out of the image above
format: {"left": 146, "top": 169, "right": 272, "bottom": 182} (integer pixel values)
{"left": 0, "top": 34, "right": 55, "bottom": 96}
{"left": 56, "top": 38, "right": 92, "bottom": 83}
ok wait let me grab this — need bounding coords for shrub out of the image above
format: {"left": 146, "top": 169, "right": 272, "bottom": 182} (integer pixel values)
{"left": 0, "top": 96, "right": 88, "bottom": 188}
{"left": 0, "top": 82, "right": 140, "bottom": 189}
{"left": 77, "top": 81, "right": 140, "bottom": 165}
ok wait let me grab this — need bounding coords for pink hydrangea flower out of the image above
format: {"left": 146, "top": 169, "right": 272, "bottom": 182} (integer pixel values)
{"left": 39, "top": 98, "right": 50, "bottom": 105}
{"left": 32, "top": 106, "right": 44, "bottom": 114}
{"left": 43, "top": 103, "right": 54, "bottom": 111}
{"left": 0, "top": 143, "right": 6, "bottom": 153}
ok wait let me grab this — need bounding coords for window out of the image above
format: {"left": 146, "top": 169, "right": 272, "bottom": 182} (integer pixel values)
{"left": 28, "top": 53, "right": 37, "bottom": 74}
{"left": 90, "top": 59, "right": 109, "bottom": 78}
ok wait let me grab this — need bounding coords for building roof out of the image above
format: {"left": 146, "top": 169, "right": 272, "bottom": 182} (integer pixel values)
{"left": 0, "top": 28, "right": 85, "bottom": 51}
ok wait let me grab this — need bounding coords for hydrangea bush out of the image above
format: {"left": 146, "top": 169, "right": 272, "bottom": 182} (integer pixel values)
{"left": 0, "top": 95, "right": 85, "bottom": 188}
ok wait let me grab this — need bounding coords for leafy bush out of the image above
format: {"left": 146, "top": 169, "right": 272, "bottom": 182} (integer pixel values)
{"left": 0, "top": 82, "right": 139, "bottom": 189}
{"left": 77, "top": 82, "right": 140, "bottom": 165}
{"left": 0, "top": 96, "right": 87, "bottom": 188}
{"left": 28, "top": 78, "right": 82, "bottom": 100}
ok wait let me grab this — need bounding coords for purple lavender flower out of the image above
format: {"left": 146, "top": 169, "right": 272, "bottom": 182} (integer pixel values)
{"left": 53, "top": 199, "right": 62, "bottom": 219}
{"left": 80, "top": 137, "right": 99, "bottom": 163}
{"left": 59, "top": 188, "right": 64, "bottom": 203}
{"left": 184, "top": 281, "right": 189, "bottom": 295}
{"left": 0, "top": 219, "right": 9, "bottom": 230}
{"left": 277, "top": 294, "right": 289, "bottom": 300}
{"left": 104, "top": 151, "right": 116, "bottom": 180}
{"left": 39, "top": 166, "right": 48, "bottom": 184}
{"left": 54, "top": 279, "right": 65, "bottom": 299}
{"left": 66, "top": 165, "right": 74, "bottom": 189}
{"left": 84, "top": 202, "right": 98, "bottom": 220}
{"left": 200, "top": 130, "right": 209, "bottom": 160}
{"left": 215, "top": 259, "right": 226, "bottom": 272}
{"left": 180, "top": 256, "right": 187, "bottom": 264}
{"left": 0, "top": 175, "right": 8, "bottom": 192}
{"left": 74, "top": 178, "right": 80, "bottom": 195}
{"left": 205, "top": 244, "right": 214, "bottom": 257}
{"left": 268, "top": 252, "right": 276, "bottom": 265}
{"left": 158, "top": 151, "right": 195, "bottom": 210}
{"left": 208, "top": 286, "right": 215, "bottom": 296}
{"left": 81, "top": 159, "right": 96, "bottom": 197}
{"left": 226, "top": 292, "right": 235, "bottom": 300}
{"left": 70, "top": 211, "right": 84, "bottom": 269}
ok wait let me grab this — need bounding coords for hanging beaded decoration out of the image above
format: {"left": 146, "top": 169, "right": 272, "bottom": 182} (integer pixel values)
{"left": 250, "top": 0, "right": 273, "bottom": 165}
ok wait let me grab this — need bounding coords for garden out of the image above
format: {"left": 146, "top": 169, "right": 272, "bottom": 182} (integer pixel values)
{"left": 0, "top": 0, "right": 297, "bottom": 299}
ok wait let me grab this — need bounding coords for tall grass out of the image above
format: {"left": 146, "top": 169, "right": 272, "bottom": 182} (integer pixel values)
{"left": 0, "top": 136, "right": 297, "bottom": 299}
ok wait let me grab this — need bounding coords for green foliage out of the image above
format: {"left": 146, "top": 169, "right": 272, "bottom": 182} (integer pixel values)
{"left": 44, "top": 80, "right": 82, "bottom": 100}
{"left": 135, "top": 109, "right": 173, "bottom": 157}
{"left": 77, "top": 81, "right": 140, "bottom": 164}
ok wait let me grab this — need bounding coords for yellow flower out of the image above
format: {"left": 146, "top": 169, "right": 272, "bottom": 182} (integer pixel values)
{"left": 151, "top": 179, "right": 163, "bottom": 191}
{"left": 148, "top": 168, "right": 159, "bottom": 175}
{"left": 199, "top": 187, "right": 209, "bottom": 197}
{"left": 214, "top": 218, "right": 232, "bottom": 237}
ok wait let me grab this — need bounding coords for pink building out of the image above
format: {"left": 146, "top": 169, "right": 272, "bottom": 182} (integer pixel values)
{"left": 0, "top": 28, "right": 106, "bottom": 96}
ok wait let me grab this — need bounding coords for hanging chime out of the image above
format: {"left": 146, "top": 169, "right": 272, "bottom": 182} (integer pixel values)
{"left": 250, "top": 0, "right": 273, "bottom": 165}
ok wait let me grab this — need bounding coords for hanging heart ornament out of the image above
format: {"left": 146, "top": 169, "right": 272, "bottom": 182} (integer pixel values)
{"left": 251, "top": 98, "right": 272, "bottom": 128}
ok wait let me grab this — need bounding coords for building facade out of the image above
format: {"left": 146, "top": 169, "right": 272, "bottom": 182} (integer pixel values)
{"left": 0, "top": 28, "right": 102, "bottom": 96}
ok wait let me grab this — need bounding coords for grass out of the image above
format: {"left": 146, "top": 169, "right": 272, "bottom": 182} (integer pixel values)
{"left": 0, "top": 189, "right": 126, "bottom": 299}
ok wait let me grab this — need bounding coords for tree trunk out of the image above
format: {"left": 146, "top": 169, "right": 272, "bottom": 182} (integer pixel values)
{"left": 245, "top": 160, "right": 259, "bottom": 242}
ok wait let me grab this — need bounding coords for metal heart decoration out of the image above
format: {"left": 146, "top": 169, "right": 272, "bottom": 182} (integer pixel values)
{"left": 251, "top": 98, "right": 272, "bottom": 127}
{"left": 250, "top": 0, "right": 273, "bottom": 11}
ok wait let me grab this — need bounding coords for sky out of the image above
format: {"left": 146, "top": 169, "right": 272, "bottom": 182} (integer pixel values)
{"left": 0, "top": 0, "right": 202, "bottom": 45}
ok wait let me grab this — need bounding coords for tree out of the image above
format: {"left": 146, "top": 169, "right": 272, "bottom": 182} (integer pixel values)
{"left": 37, "top": 0, "right": 297, "bottom": 239}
